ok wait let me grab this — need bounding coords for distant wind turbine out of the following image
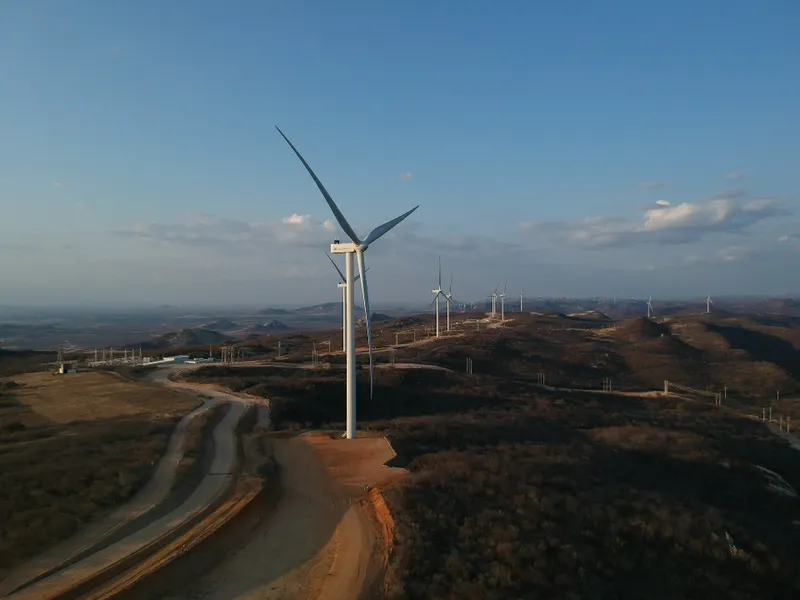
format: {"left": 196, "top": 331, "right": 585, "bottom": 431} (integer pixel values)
{"left": 429, "top": 256, "right": 446, "bottom": 337}
{"left": 445, "top": 273, "right": 454, "bottom": 332}
{"left": 519, "top": 287, "right": 524, "bottom": 312}
{"left": 278, "top": 126, "right": 418, "bottom": 440}
{"left": 325, "top": 252, "right": 365, "bottom": 352}
{"left": 647, "top": 294, "right": 654, "bottom": 319}
{"left": 500, "top": 280, "right": 507, "bottom": 322}
{"left": 490, "top": 283, "right": 499, "bottom": 318}
{"left": 706, "top": 294, "right": 713, "bottom": 314}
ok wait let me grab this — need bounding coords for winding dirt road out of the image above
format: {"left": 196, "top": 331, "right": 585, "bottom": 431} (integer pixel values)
{"left": 0, "top": 381, "right": 216, "bottom": 597}
{"left": 3, "top": 367, "right": 253, "bottom": 600}
{"left": 159, "top": 432, "right": 406, "bottom": 600}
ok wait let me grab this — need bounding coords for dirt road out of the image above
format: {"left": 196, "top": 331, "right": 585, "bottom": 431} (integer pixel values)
{"left": 7, "top": 397, "right": 250, "bottom": 600}
{"left": 0, "top": 388, "right": 214, "bottom": 597}
{"left": 159, "top": 432, "right": 406, "bottom": 600}
{"left": 3, "top": 366, "right": 253, "bottom": 600}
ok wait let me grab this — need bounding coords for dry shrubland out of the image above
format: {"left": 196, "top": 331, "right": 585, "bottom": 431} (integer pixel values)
{"left": 184, "top": 313, "right": 800, "bottom": 598}
{"left": 0, "top": 371, "right": 200, "bottom": 577}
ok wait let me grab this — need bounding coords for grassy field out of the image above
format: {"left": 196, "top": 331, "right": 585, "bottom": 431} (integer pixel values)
{"left": 0, "top": 371, "right": 200, "bottom": 578}
{"left": 185, "top": 312, "right": 800, "bottom": 599}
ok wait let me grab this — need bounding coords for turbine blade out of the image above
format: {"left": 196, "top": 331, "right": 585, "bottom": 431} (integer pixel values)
{"left": 356, "top": 251, "right": 374, "bottom": 400}
{"left": 326, "top": 253, "right": 346, "bottom": 283}
{"left": 438, "top": 256, "right": 442, "bottom": 289}
{"left": 353, "top": 265, "right": 368, "bottom": 283}
{"left": 449, "top": 272, "right": 452, "bottom": 296}
{"left": 362, "top": 205, "right": 420, "bottom": 246}
{"left": 503, "top": 280, "right": 507, "bottom": 294}
{"left": 275, "top": 126, "right": 361, "bottom": 244}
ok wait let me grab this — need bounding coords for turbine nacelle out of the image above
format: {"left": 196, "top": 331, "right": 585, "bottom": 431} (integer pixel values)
{"left": 331, "top": 242, "right": 360, "bottom": 254}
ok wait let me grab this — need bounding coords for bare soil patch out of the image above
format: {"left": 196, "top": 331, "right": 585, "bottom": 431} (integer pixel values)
{"left": 151, "top": 431, "right": 406, "bottom": 600}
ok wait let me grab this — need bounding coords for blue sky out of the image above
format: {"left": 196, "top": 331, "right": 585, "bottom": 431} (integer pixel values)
{"left": 1, "top": 1, "right": 798, "bottom": 307}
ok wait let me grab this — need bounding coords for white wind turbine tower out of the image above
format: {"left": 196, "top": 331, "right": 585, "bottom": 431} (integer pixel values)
{"left": 706, "top": 294, "right": 713, "bottom": 314}
{"left": 445, "top": 273, "right": 454, "bottom": 332}
{"left": 277, "top": 127, "right": 418, "bottom": 440}
{"left": 647, "top": 294, "right": 654, "bottom": 318}
{"left": 490, "top": 283, "right": 499, "bottom": 318}
{"left": 325, "top": 253, "right": 365, "bottom": 352}
{"left": 519, "top": 287, "right": 524, "bottom": 312}
{"left": 499, "top": 281, "right": 507, "bottom": 321}
{"left": 429, "top": 256, "right": 445, "bottom": 338}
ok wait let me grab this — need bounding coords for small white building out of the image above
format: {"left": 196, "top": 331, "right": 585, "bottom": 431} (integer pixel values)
{"left": 164, "top": 355, "right": 190, "bottom": 364}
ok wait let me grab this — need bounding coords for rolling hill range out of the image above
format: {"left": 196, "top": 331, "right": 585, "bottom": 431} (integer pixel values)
{"left": 180, "top": 308, "right": 800, "bottom": 599}
{"left": 134, "top": 328, "right": 232, "bottom": 350}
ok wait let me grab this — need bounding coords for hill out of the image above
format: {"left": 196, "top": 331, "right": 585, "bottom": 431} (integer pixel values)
{"left": 357, "top": 312, "right": 393, "bottom": 326}
{"left": 567, "top": 310, "right": 611, "bottom": 322}
{"left": 184, "top": 318, "right": 800, "bottom": 600}
{"left": 293, "top": 302, "right": 364, "bottom": 316}
{"left": 256, "top": 307, "right": 291, "bottom": 316}
{"left": 139, "top": 327, "right": 231, "bottom": 350}
{"left": 245, "top": 320, "right": 291, "bottom": 333}
{"left": 199, "top": 319, "right": 239, "bottom": 330}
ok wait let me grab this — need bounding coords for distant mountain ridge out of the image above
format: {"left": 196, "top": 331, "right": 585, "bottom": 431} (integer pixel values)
{"left": 137, "top": 327, "right": 232, "bottom": 350}
{"left": 293, "top": 302, "right": 363, "bottom": 316}
{"left": 245, "top": 319, "right": 291, "bottom": 333}
{"left": 199, "top": 318, "right": 239, "bottom": 330}
{"left": 256, "top": 307, "right": 291, "bottom": 315}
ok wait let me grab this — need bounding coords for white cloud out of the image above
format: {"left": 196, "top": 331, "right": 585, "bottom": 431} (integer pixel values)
{"left": 520, "top": 190, "right": 790, "bottom": 249}
{"left": 116, "top": 212, "right": 334, "bottom": 251}
{"left": 281, "top": 213, "right": 310, "bottom": 225}
{"left": 726, "top": 171, "right": 745, "bottom": 181}
{"left": 113, "top": 210, "right": 515, "bottom": 266}
{"left": 716, "top": 246, "right": 749, "bottom": 263}
{"left": 399, "top": 172, "right": 413, "bottom": 182}
{"left": 655, "top": 200, "right": 671, "bottom": 207}
{"left": 54, "top": 182, "right": 66, "bottom": 189}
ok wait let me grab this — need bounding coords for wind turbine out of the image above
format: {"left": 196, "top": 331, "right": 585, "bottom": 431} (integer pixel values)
{"left": 277, "top": 127, "right": 418, "bottom": 440}
{"left": 500, "top": 281, "right": 507, "bottom": 321}
{"left": 325, "top": 252, "right": 365, "bottom": 352}
{"left": 519, "top": 288, "right": 524, "bottom": 312}
{"left": 490, "top": 283, "right": 499, "bottom": 318}
{"left": 647, "top": 294, "right": 654, "bottom": 318}
{"left": 706, "top": 294, "right": 713, "bottom": 314}
{"left": 445, "top": 273, "right": 453, "bottom": 332}
{"left": 429, "top": 256, "right": 445, "bottom": 338}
